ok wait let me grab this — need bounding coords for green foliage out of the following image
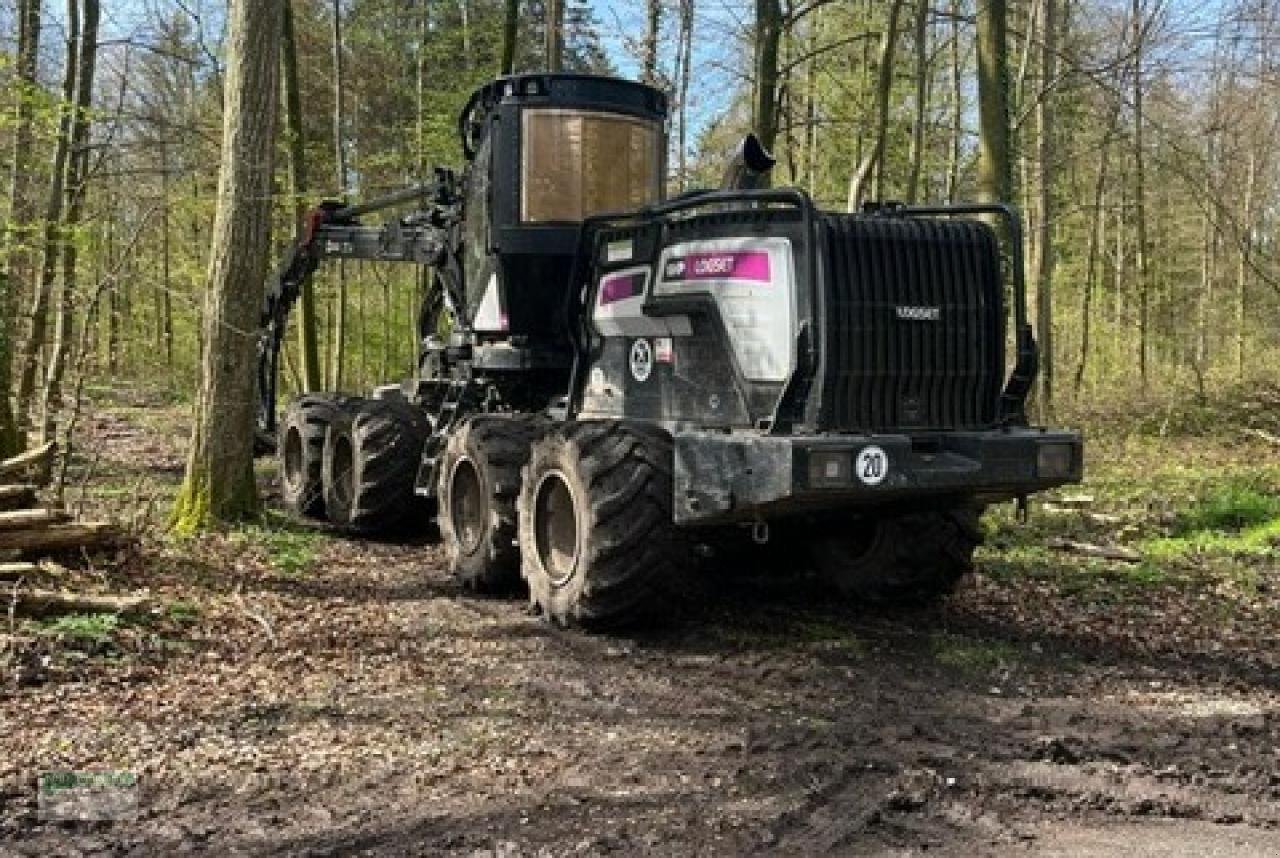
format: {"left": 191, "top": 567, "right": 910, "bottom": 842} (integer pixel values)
{"left": 1174, "top": 482, "right": 1280, "bottom": 536}
{"left": 930, "top": 633, "right": 1020, "bottom": 672}
{"left": 166, "top": 600, "right": 200, "bottom": 623}
{"left": 38, "top": 613, "right": 120, "bottom": 644}
{"left": 231, "top": 513, "right": 324, "bottom": 576}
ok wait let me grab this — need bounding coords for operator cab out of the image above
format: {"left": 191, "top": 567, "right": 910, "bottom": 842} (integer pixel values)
{"left": 456, "top": 74, "right": 668, "bottom": 342}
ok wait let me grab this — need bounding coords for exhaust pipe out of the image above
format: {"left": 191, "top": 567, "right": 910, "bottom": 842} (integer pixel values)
{"left": 721, "top": 133, "right": 776, "bottom": 191}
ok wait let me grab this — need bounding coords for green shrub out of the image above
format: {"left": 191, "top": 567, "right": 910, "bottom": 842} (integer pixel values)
{"left": 39, "top": 613, "right": 120, "bottom": 644}
{"left": 1175, "top": 483, "right": 1280, "bottom": 535}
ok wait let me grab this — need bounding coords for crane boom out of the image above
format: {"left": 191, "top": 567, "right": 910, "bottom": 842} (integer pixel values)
{"left": 257, "top": 169, "right": 461, "bottom": 436}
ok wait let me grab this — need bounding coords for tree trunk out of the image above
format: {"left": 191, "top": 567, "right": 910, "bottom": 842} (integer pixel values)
{"left": 676, "top": 0, "right": 695, "bottom": 191}
{"left": 642, "top": 0, "right": 662, "bottom": 83}
{"left": 905, "top": 0, "right": 930, "bottom": 204}
{"left": 546, "top": 0, "right": 564, "bottom": 72}
{"left": 417, "top": 0, "right": 431, "bottom": 173}
{"left": 16, "top": 0, "right": 81, "bottom": 442}
{"left": 171, "top": 0, "right": 284, "bottom": 532}
{"left": 159, "top": 143, "right": 174, "bottom": 369}
{"left": 1131, "top": 0, "right": 1150, "bottom": 389}
{"left": 40, "top": 0, "right": 100, "bottom": 444}
{"left": 1032, "top": 0, "right": 1055, "bottom": 417}
{"left": 946, "top": 0, "right": 962, "bottom": 203}
{"left": 848, "top": 0, "right": 906, "bottom": 210}
{"left": 1074, "top": 130, "right": 1111, "bottom": 396}
{"left": 331, "top": 0, "right": 348, "bottom": 391}
{"left": 501, "top": 0, "right": 519, "bottom": 74}
{"left": 754, "top": 0, "right": 783, "bottom": 162}
{"left": 804, "top": 6, "right": 821, "bottom": 193}
{"left": 282, "top": 0, "right": 322, "bottom": 393}
{"left": 1236, "top": 150, "right": 1255, "bottom": 382}
{"left": 0, "top": 0, "right": 43, "bottom": 457}
{"left": 458, "top": 0, "right": 473, "bottom": 71}
{"left": 975, "top": 0, "right": 1012, "bottom": 213}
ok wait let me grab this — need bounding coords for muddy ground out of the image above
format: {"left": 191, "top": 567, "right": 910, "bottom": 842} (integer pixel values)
{"left": 1, "top": 400, "right": 1278, "bottom": 856}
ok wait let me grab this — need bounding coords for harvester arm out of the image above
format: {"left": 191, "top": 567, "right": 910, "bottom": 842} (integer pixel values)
{"left": 257, "top": 169, "right": 461, "bottom": 437}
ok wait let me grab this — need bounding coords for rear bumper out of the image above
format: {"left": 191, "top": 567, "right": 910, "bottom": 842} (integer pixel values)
{"left": 672, "top": 427, "right": 1083, "bottom": 525}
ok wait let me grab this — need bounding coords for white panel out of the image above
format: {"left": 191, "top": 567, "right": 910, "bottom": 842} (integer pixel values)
{"left": 474, "top": 272, "right": 506, "bottom": 332}
{"left": 655, "top": 237, "right": 796, "bottom": 382}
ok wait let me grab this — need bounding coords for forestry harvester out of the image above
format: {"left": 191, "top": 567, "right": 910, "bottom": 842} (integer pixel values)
{"left": 258, "top": 74, "right": 1083, "bottom": 627}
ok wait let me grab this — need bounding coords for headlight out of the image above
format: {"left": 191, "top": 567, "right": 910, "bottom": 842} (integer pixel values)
{"left": 808, "top": 450, "right": 851, "bottom": 488}
{"left": 1037, "top": 442, "right": 1075, "bottom": 478}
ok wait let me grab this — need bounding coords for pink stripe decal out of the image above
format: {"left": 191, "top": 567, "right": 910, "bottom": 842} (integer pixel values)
{"left": 599, "top": 272, "right": 645, "bottom": 305}
{"left": 665, "top": 250, "right": 771, "bottom": 283}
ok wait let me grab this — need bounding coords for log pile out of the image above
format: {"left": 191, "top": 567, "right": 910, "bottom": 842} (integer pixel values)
{"left": 0, "top": 442, "right": 137, "bottom": 618}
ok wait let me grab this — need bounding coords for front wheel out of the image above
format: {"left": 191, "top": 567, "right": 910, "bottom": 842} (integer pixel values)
{"left": 810, "top": 508, "right": 983, "bottom": 605}
{"left": 519, "top": 421, "right": 688, "bottom": 629}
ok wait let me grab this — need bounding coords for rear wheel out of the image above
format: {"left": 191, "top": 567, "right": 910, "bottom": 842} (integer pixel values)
{"left": 437, "top": 415, "right": 544, "bottom": 593}
{"left": 810, "top": 507, "right": 983, "bottom": 604}
{"left": 519, "top": 421, "right": 688, "bottom": 629}
{"left": 322, "top": 398, "right": 432, "bottom": 534}
{"left": 278, "top": 394, "right": 352, "bottom": 519}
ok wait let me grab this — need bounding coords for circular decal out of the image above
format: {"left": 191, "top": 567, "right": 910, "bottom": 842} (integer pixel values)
{"left": 629, "top": 338, "right": 654, "bottom": 383}
{"left": 855, "top": 446, "right": 889, "bottom": 486}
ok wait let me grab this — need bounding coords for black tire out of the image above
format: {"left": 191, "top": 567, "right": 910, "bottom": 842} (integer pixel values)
{"left": 519, "top": 421, "right": 688, "bottom": 629}
{"left": 278, "top": 394, "right": 353, "bottom": 519}
{"left": 810, "top": 507, "right": 983, "bottom": 604}
{"left": 321, "top": 398, "right": 431, "bottom": 534}
{"left": 437, "top": 415, "right": 544, "bottom": 593}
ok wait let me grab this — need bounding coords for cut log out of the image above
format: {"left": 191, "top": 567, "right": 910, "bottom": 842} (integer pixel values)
{"left": 0, "top": 508, "right": 70, "bottom": 531}
{"left": 1245, "top": 427, "right": 1280, "bottom": 447}
{"left": 0, "top": 560, "right": 69, "bottom": 580}
{"left": 1047, "top": 537, "right": 1141, "bottom": 563}
{"left": 0, "top": 484, "right": 38, "bottom": 511}
{"left": 1049, "top": 494, "right": 1095, "bottom": 509}
{"left": 0, "top": 561, "right": 41, "bottom": 580}
{"left": 14, "top": 589, "right": 149, "bottom": 618}
{"left": 0, "top": 442, "right": 55, "bottom": 481}
{"left": 0, "top": 522, "right": 124, "bottom": 553}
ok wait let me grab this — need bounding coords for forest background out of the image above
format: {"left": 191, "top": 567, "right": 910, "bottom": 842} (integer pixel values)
{"left": 1, "top": 0, "right": 1277, "bottom": 464}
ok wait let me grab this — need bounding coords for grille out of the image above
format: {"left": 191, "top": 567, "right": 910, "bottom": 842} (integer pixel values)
{"left": 818, "top": 214, "right": 1004, "bottom": 432}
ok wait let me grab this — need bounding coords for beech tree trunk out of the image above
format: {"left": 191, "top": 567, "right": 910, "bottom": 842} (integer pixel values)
{"left": 282, "top": 0, "right": 322, "bottom": 392}
{"left": 754, "top": 0, "right": 783, "bottom": 162}
{"left": 171, "top": 0, "right": 284, "bottom": 531}
{"left": 501, "top": 0, "right": 519, "bottom": 74}
{"left": 676, "top": 0, "right": 695, "bottom": 191}
{"left": 16, "top": 0, "right": 81, "bottom": 441}
{"left": 546, "top": 0, "right": 565, "bottom": 72}
{"left": 1032, "top": 0, "right": 1056, "bottom": 416}
{"left": 0, "top": 0, "right": 42, "bottom": 457}
{"left": 1235, "top": 150, "right": 1256, "bottom": 381}
{"left": 331, "top": 0, "right": 348, "bottom": 391}
{"left": 905, "top": 0, "right": 930, "bottom": 204}
{"left": 643, "top": 0, "right": 662, "bottom": 83}
{"left": 848, "top": 1, "right": 906, "bottom": 210}
{"left": 40, "top": 0, "right": 100, "bottom": 444}
{"left": 976, "top": 0, "right": 1012, "bottom": 214}
{"left": 1132, "top": 0, "right": 1151, "bottom": 389}
{"left": 946, "top": 0, "right": 962, "bottom": 203}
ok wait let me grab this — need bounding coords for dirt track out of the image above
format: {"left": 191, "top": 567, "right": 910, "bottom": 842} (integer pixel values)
{"left": 1, "top": 404, "right": 1279, "bottom": 855}
{"left": 3, "top": 530, "right": 1279, "bottom": 856}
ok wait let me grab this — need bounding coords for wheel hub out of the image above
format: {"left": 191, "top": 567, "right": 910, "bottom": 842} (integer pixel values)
{"left": 282, "top": 427, "right": 304, "bottom": 489}
{"left": 331, "top": 435, "right": 355, "bottom": 507}
{"left": 533, "top": 471, "right": 579, "bottom": 587}
{"left": 449, "top": 458, "right": 485, "bottom": 554}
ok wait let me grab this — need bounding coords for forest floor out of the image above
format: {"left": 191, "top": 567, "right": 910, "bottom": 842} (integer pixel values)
{"left": 1, "top": 386, "right": 1279, "bottom": 856}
